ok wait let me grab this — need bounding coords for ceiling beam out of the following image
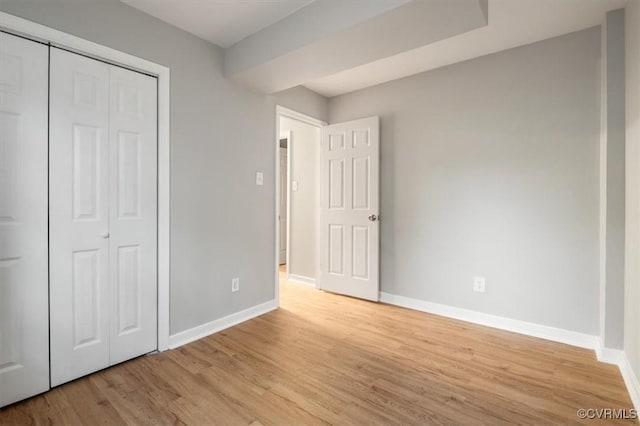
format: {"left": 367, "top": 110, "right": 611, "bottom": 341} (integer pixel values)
{"left": 224, "top": 0, "right": 488, "bottom": 94}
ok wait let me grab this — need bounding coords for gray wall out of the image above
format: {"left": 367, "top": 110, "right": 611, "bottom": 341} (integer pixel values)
{"left": 625, "top": 0, "right": 640, "bottom": 383}
{"left": 0, "top": 0, "right": 328, "bottom": 335}
{"left": 329, "top": 28, "right": 601, "bottom": 334}
{"left": 1, "top": 1, "right": 622, "bottom": 347}
{"left": 280, "top": 117, "right": 320, "bottom": 280}
{"left": 599, "top": 9, "right": 625, "bottom": 350}
{"left": 273, "top": 86, "right": 329, "bottom": 124}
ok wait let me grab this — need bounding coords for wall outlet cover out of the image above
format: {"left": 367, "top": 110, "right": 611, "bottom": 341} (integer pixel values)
{"left": 473, "top": 276, "right": 486, "bottom": 293}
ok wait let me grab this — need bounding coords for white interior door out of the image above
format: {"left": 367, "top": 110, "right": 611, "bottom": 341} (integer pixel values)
{"left": 279, "top": 146, "right": 287, "bottom": 265}
{"left": 50, "top": 48, "right": 111, "bottom": 387}
{"left": 320, "top": 116, "right": 379, "bottom": 301}
{"left": 0, "top": 32, "right": 49, "bottom": 407}
{"left": 108, "top": 65, "right": 157, "bottom": 365}
{"left": 50, "top": 48, "right": 158, "bottom": 386}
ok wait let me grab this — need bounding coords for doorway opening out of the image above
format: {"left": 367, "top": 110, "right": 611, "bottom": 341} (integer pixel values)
{"left": 279, "top": 132, "right": 290, "bottom": 270}
{"left": 275, "top": 106, "right": 326, "bottom": 303}
{"left": 274, "top": 106, "right": 381, "bottom": 305}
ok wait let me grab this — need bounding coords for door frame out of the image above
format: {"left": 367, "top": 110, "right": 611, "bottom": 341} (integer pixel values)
{"left": 0, "top": 12, "right": 171, "bottom": 352}
{"left": 274, "top": 106, "right": 326, "bottom": 304}
{"left": 279, "top": 130, "right": 291, "bottom": 276}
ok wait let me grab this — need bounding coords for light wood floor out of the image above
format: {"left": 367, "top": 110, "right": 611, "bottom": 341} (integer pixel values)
{"left": 1, "top": 268, "right": 636, "bottom": 425}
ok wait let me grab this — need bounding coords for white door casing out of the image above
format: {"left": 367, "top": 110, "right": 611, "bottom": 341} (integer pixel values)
{"left": 50, "top": 48, "right": 111, "bottom": 387}
{"left": 279, "top": 146, "right": 287, "bottom": 265}
{"left": 320, "top": 116, "right": 380, "bottom": 301}
{"left": 50, "top": 48, "right": 158, "bottom": 386}
{"left": 0, "top": 32, "right": 49, "bottom": 408}
{"left": 108, "top": 65, "right": 158, "bottom": 365}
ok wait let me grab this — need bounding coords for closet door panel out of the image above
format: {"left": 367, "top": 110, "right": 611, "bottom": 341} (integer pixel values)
{"left": 0, "top": 32, "right": 49, "bottom": 408}
{"left": 108, "top": 66, "right": 157, "bottom": 364}
{"left": 50, "top": 48, "right": 110, "bottom": 387}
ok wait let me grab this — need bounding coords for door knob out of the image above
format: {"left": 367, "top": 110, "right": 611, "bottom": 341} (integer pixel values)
{"left": 368, "top": 214, "right": 378, "bottom": 222}
{"left": 101, "top": 231, "right": 110, "bottom": 239}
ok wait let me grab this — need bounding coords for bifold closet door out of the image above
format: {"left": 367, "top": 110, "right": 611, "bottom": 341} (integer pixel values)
{"left": 0, "top": 32, "right": 50, "bottom": 407}
{"left": 50, "top": 48, "right": 110, "bottom": 387}
{"left": 108, "top": 64, "right": 158, "bottom": 366}
{"left": 50, "top": 48, "right": 157, "bottom": 387}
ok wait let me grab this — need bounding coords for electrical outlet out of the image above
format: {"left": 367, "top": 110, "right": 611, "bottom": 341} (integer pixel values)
{"left": 256, "top": 172, "right": 264, "bottom": 186}
{"left": 231, "top": 277, "right": 240, "bottom": 292}
{"left": 473, "top": 276, "right": 485, "bottom": 293}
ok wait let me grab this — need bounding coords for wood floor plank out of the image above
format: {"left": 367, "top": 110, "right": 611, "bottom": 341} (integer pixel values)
{"left": 0, "top": 269, "right": 636, "bottom": 425}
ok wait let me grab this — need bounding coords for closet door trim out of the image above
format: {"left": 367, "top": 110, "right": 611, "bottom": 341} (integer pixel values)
{"left": 0, "top": 11, "right": 171, "bottom": 352}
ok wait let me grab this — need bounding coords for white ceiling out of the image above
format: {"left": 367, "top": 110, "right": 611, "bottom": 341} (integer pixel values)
{"left": 305, "top": 0, "right": 628, "bottom": 97}
{"left": 120, "top": 0, "right": 315, "bottom": 48}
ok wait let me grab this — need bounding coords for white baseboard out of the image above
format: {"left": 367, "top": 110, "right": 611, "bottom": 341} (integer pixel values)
{"left": 288, "top": 274, "right": 317, "bottom": 287}
{"left": 168, "top": 299, "right": 278, "bottom": 349}
{"left": 595, "top": 340, "right": 625, "bottom": 365}
{"left": 619, "top": 354, "right": 640, "bottom": 411}
{"left": 166, "top": 290, "right": 640, "bottom": 412}
{"left": 379, "top": 292, "right": 640, "bottom": 410}
{"left": 379, "top": 292, "right": 599, "bottom": 349}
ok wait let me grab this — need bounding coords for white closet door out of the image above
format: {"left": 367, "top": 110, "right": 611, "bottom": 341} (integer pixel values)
{"left": 0, "top": 32, "right": 49, "bottom": 407}
{"left": 108, "top": 66, "right": 157, "bottom": 365}
{"left": 50, "top": 48, "right": 158, "bottom": 386}
{"left": 50, "top": 48, "right": 111, "bottom": 387}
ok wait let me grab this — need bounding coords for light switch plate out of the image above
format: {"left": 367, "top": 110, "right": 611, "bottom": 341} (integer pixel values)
{"left": 256, "top": 172, "right": 264, "bottom": 186}
{"left": 292, "top": 181, "right": 298, "bottom": 191}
